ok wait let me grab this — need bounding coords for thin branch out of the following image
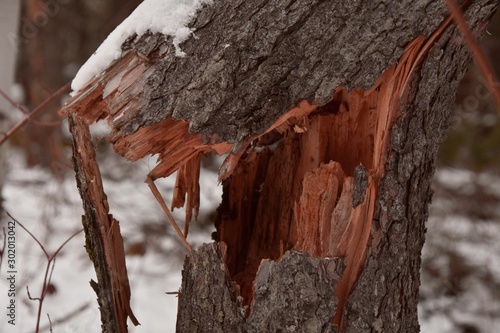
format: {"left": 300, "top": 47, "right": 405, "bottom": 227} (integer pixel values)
{"left": 146, "top": 176, "right": 192, "bottom": 253}
{"left": 0, "top": 89, "right": 64, "bottom": 127}
{"left": 45, "top": 259, "right": 56, "bottom": 297}
{"left": 5, "top": 211, "right": 84, "bottom": 333}
{"left": 0, "top": 82, "right": 71, "bottom": 146}
{"left": 6, "top": 211, "right": 49, "bottom": 259}
{"left": 0, "top": 89, "right": 28, "bottom": 114}
{"left": 34, "top": 302, "right": 91, "bottom": 333}
{"left": 47, "top": 313, "right": 53, "bottom": 333}
{"left": 26, "top": 286, "right": 41, "bottom": 301}
{"left": 35, "top": 260, "right": 53, "bottom": 333}
{"left": 38, "top": 80, "right": 57, "bottom": 97}
{"left": 445, "top": 0, "right": 500, "bottom": 113}
{"left": 51, "top": 228, "right": 84, "bottom": 259}
{"left": 0, "top": 86, "right": 66, "bottom": 127}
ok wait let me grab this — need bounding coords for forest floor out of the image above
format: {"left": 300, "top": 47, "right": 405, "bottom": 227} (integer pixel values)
{"left": 0, "top": 145, "right": 498, "bottom": 333}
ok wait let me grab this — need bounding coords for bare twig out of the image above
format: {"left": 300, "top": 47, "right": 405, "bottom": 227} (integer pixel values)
{"left": 5, "top": 211, "right": 83, "bottom": 333}
{"left": 146, "top": 176, "right": 192, "bottom": 253}
{"left": 0, "top": 89, "right": 63, "bottom": 127}
{"left": 6, "top": 211, "right": 48, "bottom": 259}
{"left": 52, "top": 230, "right": 84, "bottom": 258}
{"left": 0, "top": 82, "right": 71, "bottom": 146}
{"left": 0, "top": 89, "right": 26, "bottom": 113}
{"left": 26, "top": 286, "right": 41, "bottom": 301}
{"left": 34, "top": 302, "right": 91, "bottom": 333}
{"left": 445, "top": 0, "right": 500, "bottom": 113}
{"left": 47, "top": 313, "right": 53, "bottom": 333}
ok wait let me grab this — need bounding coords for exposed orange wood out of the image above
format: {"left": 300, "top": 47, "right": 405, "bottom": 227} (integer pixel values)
{"left": 295, "top": 162, "right": 345, "bottom": 256}
{"left": 219, "top": 100, "right": 318, "bottom": 181}
{"left": 334, "top": 178, "right": 376, "bottom": 327}
{"left": 265, "top": 100, "right": 318, "bottom": 135}
{"left": 173, "top": 153, "right": 202, "bottom": 236}
{"left": 107, "top": 216, "right": 141, "bottom": 327}
{"left": 329, "top": 177, "right": 354, "bottom": 257}
{"left": 108, "top": 117, "right": 231, "bottom": 180}
{"left": 215, "top": 146, "right": 273, "bottom": 302}
{"left": 216, "top": 88, "right": 380, "bottom": 304}
{"left": 62, "top": 50, "right": 233, "bottom": 238}
{"left": 61, "top": 52, "right": 150, "bottom": 123}
{"left": 214, "top": 18, "right": 460, "bottom": 325}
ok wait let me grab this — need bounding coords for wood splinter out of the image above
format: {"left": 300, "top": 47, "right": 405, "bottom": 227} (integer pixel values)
{"left": 145, "top": 175, "right": 192, "bottom": 253}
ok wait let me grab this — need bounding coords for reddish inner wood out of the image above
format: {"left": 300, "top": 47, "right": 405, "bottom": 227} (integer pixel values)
{"left": 214, "top": 35, "right": 424, "bottom": 323}
{"left": 215, "top": 88, "right": 382, "bottom": 314}
{"left": 63, "top": 33, "right": 426, "bottom": 328}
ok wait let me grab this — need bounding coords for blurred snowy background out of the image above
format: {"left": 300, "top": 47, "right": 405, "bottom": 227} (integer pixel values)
{"left": 0, "top": 1, "right": 499, "bottom": 332}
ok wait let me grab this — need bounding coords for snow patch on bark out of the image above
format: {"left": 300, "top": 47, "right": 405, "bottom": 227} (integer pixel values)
{"left": 71, "top": 0, "right": 213, "bottom": 94}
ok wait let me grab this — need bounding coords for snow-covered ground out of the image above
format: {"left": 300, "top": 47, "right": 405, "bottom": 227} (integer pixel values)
{"left": 419, "top": 168, "right": 500, "bottom": 333}
{"left": 0, "top": 146, "right": 499, "bottom": 332}
{"left": 0, "top": 147, "right": 219, "bottom": 333}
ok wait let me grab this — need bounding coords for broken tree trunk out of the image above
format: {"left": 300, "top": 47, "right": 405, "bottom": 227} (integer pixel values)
{"left": 62, "top": 0, "right": 499, "bottom": 332}
{"left": 69, "top": 113, "right": 139, "bottom": 332}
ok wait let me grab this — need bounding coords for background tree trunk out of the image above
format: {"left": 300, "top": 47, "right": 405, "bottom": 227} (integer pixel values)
{"left": 0, "top": 1, "right": 20, "bottom": 112}
{"left": 0, "top": 1, "right": 20, "bottom": 213}
{"left": 15, "top": 0, "right": 142, "bottom": 170}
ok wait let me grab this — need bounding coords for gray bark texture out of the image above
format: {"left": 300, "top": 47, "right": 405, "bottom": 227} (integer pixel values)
{"left": 177, "top": 243, "right": 345, "bottom": 333}
{"left": 119, "top": 0, "right": 480, "bottom": 144}
{"left": 166, "top": 1, "right": 497, "bottom": 333}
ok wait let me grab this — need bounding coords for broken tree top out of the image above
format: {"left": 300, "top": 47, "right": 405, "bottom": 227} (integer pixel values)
{"left": 63, "top": 0, "right": 456, "bottom": 179}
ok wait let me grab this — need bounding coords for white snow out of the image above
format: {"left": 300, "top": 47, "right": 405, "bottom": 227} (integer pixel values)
{"left": 1, "top": 150, "right": 499, "bottom": 332}
{"left": 71, "top": 0, "right": 213, "bottom": 94}
{"left": 419, "top": 168, "right": 500, "bottom": 333}
{"left": 0, "top": 149, "right": 218, "bottom": 333}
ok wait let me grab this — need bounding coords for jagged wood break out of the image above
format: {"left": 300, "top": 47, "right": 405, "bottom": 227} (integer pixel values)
{"left": 69, "top": 113, "right": 139, "bottom": 333}
{"left": 62, "top": 0, "right": 497, "bottom": 331}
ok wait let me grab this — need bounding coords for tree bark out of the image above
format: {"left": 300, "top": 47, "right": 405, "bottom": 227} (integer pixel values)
{"left": 68, "top": 113, "right": 139, "bottom": 332}
{"left": 62, "top": 0, "right": 499, "bottom": 332}
{"left": 17, "top": 0, "right": 65, "bottom": 168}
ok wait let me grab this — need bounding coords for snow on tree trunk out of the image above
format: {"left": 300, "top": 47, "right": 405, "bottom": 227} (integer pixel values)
{"left": 62, "top": 0, "right": 499, "bottom": 332}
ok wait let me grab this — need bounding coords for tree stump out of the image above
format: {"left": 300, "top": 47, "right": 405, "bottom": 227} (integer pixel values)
{"left": 62, "top": 0, "right": 499, "bottom": 331}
